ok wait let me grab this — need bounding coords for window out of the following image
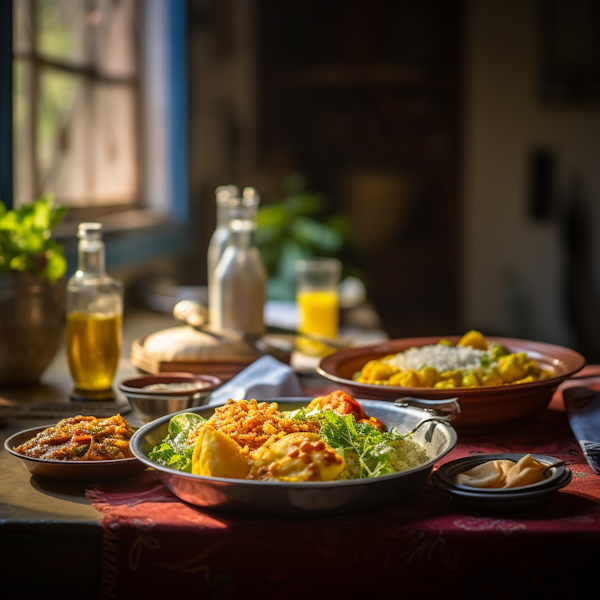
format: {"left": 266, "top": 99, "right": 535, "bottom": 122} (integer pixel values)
{"left": 1, "top": 0, "right": 190, "bottom": 271}
{"left": 13, "top": 0, "right": 140, "bottom": 215}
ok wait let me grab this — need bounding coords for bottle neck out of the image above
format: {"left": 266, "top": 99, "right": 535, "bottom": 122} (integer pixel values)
{"left": 216, "top": 203, "right": 230, "bottom": 228}
{"left": 228, "top": 218, "right": 257, "bottom": 249}
{"left": 77, "top": 240, "right": 106, "bottom": 276}
{"left": 226, "top": 203, "right": 258, "bottom": 249}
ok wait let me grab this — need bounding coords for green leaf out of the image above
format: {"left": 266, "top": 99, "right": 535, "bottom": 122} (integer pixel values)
{"left": 283, "top": 193, "right": 325, "bottom": 218}
{"left": 148, "top": 441, "right": 189, "bottom": 471}
{"left": 255, "top": 223, "right": 281, "bottom": 247}
{"left": 43, "top": 247, "right": 68, "bottom": 282}
{"left": 323, "top": 214, "right": 353, "bottom": 239}
{"left": 0, "top": 196, "right": 68, "bottom": 281}
{"left": 9, "top": 253, "right": 30, "bottom": 272}
{"left": 257, "top": 203, "right": 288, "bottom": 229}
{"left": 314, "top": 410, "right": 408, "bottom": 479}
{"left": 290, "top": 217, "right": 343, "bottom": 253}
{"left": 32, "top": 198, "right": 51, "bottom": 231}
{"left": 148, "top": 413, "right": 205, "bottom": 473}
{"left": 48, "top": 205, "right": 68, "bottom": 229}
{"left": 22, "top": 226, "right": 45, "bottom": 254}
{"left": 0, "top": 210, "right": 19, "bottom": 231}
{"left": 276, "top": 239, "right": 309, "bottom": 283}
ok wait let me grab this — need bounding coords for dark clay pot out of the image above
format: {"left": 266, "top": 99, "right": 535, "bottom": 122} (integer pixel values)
{"left": 0, "top": 272, "right": 62, "bottom": 385}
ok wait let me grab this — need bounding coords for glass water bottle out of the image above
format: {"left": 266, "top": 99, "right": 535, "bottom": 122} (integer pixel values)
{"left": 207, "top": 185, "right": 240, "bottom": 297}
{"left": 66, "top": 223, "right": 123, "bottom": 399}
{"left": 209, "top": 187, "right": 266, "bottom": 339}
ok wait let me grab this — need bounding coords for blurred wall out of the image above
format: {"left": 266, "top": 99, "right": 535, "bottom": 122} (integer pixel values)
{"left": 462, "top": 0, "right": 600, "bottom": 349}
{"left": 186, "top": 0, "right": 261, "bottom": 287}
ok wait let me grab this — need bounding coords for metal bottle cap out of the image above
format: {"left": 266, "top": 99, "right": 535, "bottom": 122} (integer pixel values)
{"left": 77, "top": 222, "right": 103, "bottom": 239}
{"left": 216, "top": 185, "right": 240, "bottom": 206}
{"left": 242, "top": 187, "right": 260, "bottom": 206}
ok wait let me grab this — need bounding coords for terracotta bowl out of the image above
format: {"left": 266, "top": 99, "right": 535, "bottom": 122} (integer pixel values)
{"left": 317, "top": 336, "right": 586, "bottom": 434}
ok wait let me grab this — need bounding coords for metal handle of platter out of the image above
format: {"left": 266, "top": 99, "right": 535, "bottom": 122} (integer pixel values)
{"left": 393, "top": 396, "right": 461, "bottom": 419}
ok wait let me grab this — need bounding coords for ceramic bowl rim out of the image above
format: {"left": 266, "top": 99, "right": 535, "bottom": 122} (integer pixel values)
{"left": 118, "top": 372, "right": 222, "bottom": 397}
{"left": 433, "top": 452, "right": 571, "bottom": 494}
{"left": 431, "top": 469, "right": 572, "bottom": 500}
{"left": 317, "top": 336, "right": 586, "bottom": 397}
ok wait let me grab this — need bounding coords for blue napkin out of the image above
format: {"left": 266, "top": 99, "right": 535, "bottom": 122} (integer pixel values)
{"left": 208, "top": 355, "right": 303, "bottom": 406}
{"left": 563, "top": 384, "right": 600, "bottom": 475}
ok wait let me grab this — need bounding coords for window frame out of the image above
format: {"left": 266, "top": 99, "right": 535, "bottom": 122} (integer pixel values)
{"left": 0, "top": 0, "right": 191, "bottom": 276}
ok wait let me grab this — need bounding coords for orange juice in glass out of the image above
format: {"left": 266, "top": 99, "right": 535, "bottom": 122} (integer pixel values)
{"left": 295, "top": 258, "right": 342, "bottom": 356}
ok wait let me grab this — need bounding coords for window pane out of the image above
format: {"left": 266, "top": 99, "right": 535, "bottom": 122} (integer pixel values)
{"left": 37, "top": 0, "right": 88, "bottom": 65}
{"left": 37, "top": 0, "right": 137, "bottom": 78}
{"left": 37, "top": 69, "right": 138, "bottom": 207}
{"left": 89, "top": 83, "right": 138, "bottom": 205}
{"left": 13, "top": 59, "right": 35, "bottom": 205}
{"left": 14, "top": 0, "right": 140, "bottom": 210}
{"left": 94, "top": 0, "right": 138, "bottom": 78}
{"left": 36, "top": 67, "right": 80, "bottom": 180}
{"left": 14, "top": 0, "right": 33, "bottom": 55}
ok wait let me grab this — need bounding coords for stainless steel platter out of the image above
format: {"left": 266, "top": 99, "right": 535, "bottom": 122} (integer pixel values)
{"left": 130, "top": 397, "right": 458, "bottom": 517}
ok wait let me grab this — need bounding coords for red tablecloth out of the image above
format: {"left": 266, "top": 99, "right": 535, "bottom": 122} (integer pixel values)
{"left": 86, "top": 381, "right": 600, "bottom": 600}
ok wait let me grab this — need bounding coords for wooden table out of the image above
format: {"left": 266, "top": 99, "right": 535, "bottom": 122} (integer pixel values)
{"left": 4, "top": 311, "right": 598, "bottom": 600}
{"left": 0, "top": 309, "right": 387, "bottom": 598}
{"left": 0, "top": 313, "right": 171, "bottom": 596}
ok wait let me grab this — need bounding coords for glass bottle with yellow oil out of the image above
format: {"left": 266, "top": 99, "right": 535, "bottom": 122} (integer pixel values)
{"left": 66, "top": 223, "right": 123, "bottom": 400}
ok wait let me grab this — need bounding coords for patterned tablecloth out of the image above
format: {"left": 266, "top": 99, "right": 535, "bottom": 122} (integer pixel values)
{"left": 86, "top": 381, "right": 600, "bottom": 600}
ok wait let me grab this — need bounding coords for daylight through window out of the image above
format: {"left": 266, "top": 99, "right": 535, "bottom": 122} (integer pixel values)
{"left": 13, "top": 0, "right": 140, "bottom": 213}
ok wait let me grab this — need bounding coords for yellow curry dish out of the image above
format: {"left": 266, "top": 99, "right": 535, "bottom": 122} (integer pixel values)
{"left": 148, "top": 391, "right": 429, "bottom": 482}
{"left": 14, "top": 414, "right": 135, "bottom": 461}
{"left": 353, "top": 330, "right": 553, "bottom": 389}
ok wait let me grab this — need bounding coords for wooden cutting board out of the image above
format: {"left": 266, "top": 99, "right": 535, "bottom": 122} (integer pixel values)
{"left": 130, "top": 335, "right": 258, "bottom": 382}
{"left": 131, "top": 330, "right": 291, "bottom": 382}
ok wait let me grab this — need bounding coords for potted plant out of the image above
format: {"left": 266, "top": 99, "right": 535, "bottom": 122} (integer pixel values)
{"left": 256, "top": 174, "right": 364, "bottom": 301}
{"left": 0, "top": 195, "right": 68, "bottom": 385}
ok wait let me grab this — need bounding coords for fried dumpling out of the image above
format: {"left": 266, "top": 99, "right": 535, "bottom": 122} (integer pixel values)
{"left": 192, "top": 426, "right": 251, "bottom": 479}
{"left": 249, "top": 432, "right": 345, "bottom": 482}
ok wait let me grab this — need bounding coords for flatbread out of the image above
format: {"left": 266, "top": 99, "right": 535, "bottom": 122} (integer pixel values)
{"left": 143, "top": 326, "right": 261, "bottom": 362}
{"left": 453, "top": 454, "right": 548, "bottom": 489}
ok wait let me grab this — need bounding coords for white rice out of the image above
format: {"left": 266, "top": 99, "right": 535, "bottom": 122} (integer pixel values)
{"left": 338, "top": 438, "right": 429, "bottom": 480}
{"left": 386, "top": 344, "right": 487, "bottom": 373}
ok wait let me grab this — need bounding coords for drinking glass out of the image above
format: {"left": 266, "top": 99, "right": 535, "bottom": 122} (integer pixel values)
{"left": 295, "top": 257, "right": 342, "bottom": 356}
